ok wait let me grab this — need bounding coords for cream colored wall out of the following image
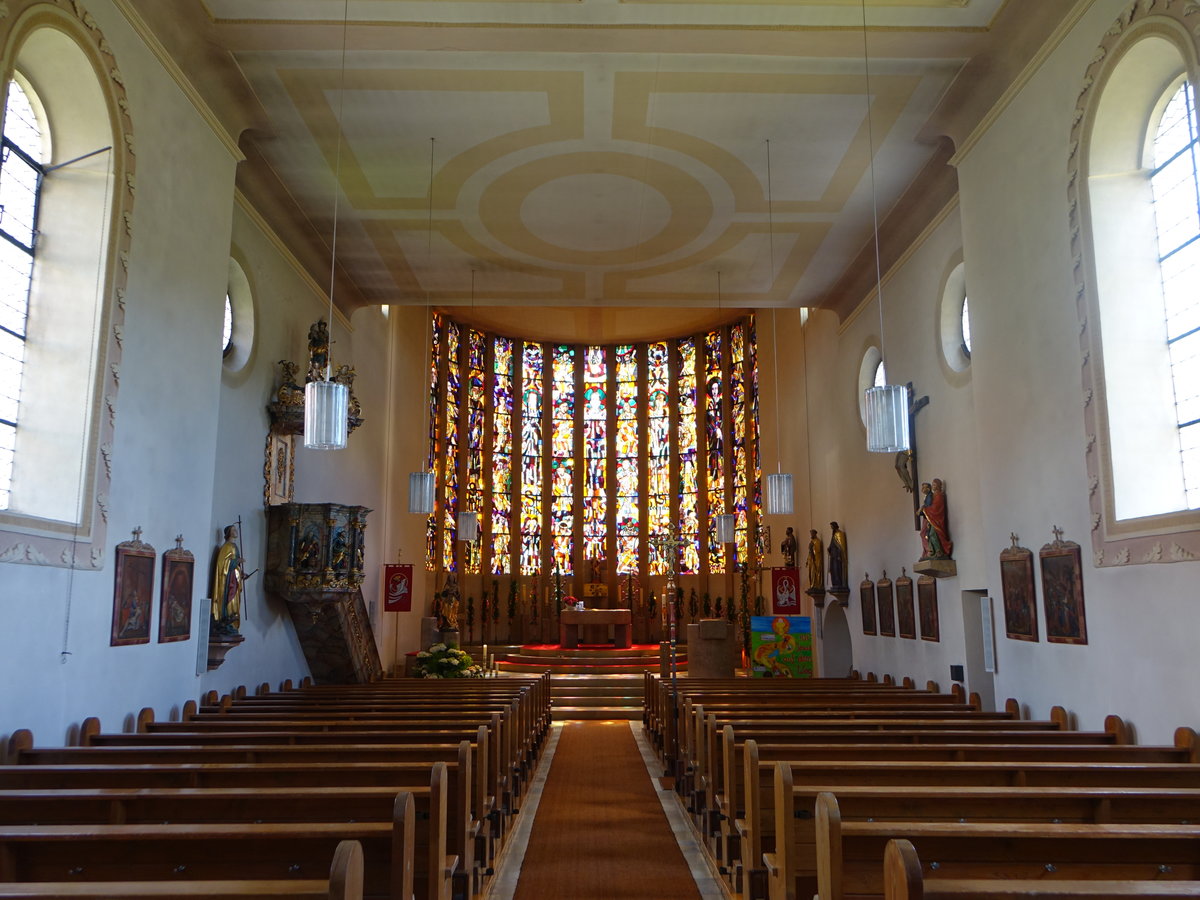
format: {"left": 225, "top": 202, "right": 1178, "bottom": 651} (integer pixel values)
{"left": 793, "top": 0, "right": 1200, "bottom": 743}
{"left": 0, "top": 0, "right": 395, "bottom": 749}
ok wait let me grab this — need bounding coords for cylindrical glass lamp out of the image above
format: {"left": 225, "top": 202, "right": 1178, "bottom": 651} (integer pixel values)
{"left": 864, "top": 384, "right": 910, "bottom": 453}
{"left": 715, "top": 513, "right": 736, "bottom": 544}
{"left": 766, "top": 472, "right": 794, "bottom": 515}
{"left": 457, "top": 510, "right": 480, "bottom": 543}
{"left": 303, "top": 379, "right": 349, "bottom": 450}
{"left": 408, "top": 471, "right": 435, "bottom": 514}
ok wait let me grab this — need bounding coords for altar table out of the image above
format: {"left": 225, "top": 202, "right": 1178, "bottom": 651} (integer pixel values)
{"left": 560, "top": 608, "right": 632, "bottom": 649}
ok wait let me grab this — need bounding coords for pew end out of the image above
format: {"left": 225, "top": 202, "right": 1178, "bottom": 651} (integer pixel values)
{"left": 1175, "top": 727, "right": 1200, "bottom": 763}
{"left": 329, "top": 839, "right": 365, "bottom": 900}
{"left": 135, "top": 707, "right": 154, "bottom": 732}
{"left": 883, "top": 839, "right": 923, "bottom": 900}
{"left": 79, "top": 717, "right": 101, "bottom": 747}
{"left": 392, "top": 791, "right": 416, "bottom": 900}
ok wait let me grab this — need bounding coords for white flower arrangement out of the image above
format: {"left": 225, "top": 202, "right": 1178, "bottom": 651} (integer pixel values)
{"left": 414, "top": 643, "right": 484, "bottom": 679}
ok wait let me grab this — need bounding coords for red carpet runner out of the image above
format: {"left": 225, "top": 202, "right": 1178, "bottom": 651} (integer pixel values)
{"left": 513, "top": 722, "right": 702, "bottom": 899}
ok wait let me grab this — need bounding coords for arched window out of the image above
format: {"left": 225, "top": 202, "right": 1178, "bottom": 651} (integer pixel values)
{"left": 1149, "top": 80, "right": 1200, "bottom": 510}
{"left": 0, "top": 5, "right": 134, "bottom": 568}
{"left": 0, "top": 77, "right": 46, "bottom": 510}
{"left": 1074, "top": 5, "right": 1200, "bottom": 565}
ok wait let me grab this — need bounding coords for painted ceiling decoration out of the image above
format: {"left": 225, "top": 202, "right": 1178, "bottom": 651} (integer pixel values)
{"left": 135, "top": 0, "right": 1040, "bottom": 338}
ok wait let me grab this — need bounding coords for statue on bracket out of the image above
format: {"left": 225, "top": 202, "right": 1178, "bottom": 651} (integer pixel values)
{"left": 828, "top": 521, "right": 849, "bottom": 598}
{"left": 914, "top": 477, "right": 957, "bottom": 578}
{"left": 211, "top": 523, "right": 245, "bottom": 636}
{"left": 804, "top": 528, "right": 826, "bottom": 604}
{"left": 779, "top": 526, "right": 798, "bottom": 567}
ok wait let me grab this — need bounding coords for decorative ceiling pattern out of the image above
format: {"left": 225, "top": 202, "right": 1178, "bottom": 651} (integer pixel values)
{"left": 180, "top": 1, "right": 1004, "bottom": 326}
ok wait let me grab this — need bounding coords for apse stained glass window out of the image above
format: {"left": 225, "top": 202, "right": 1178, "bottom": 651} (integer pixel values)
{"left": 520, "top": 342, "right": 544, "bottom": 576}
{"left": 442, "top": 321, "right": 461, "bottom": 570}
{"left": 463, "top": 330, "right": 486, "bottom": 574}
{"left": 425, "top": 316, "right": 760, "bottom": 579}
{"left": 425, "top": 315, "right": 443, "bottom": 569}
{"left": 731, "top": 324, "right": 750, "bottom": 564}
{"left": 677, "top": 338, "right": 700, "bottom": 574}
{"left": 582, "top": 346, "right": 607, "bottom": 565}
{"left": 704, "top": 331, "right": 725, "bottom": 573}
{"left": 647, "top": 341, "right": 671, "bottom": 575}
{"left": 551, "top": 346, "right": 575, "bottom": 574}
{"left": 491, "top": 337, "right": 514, "bottom": 574}
{"left": 750, "top": 319, "right": 762, "bottom": 544}
{"left": 615, "top": 345, "right": 640, "bottom": 574}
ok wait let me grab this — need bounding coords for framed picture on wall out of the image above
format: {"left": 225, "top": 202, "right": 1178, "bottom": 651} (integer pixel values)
{"left": 896, "top": 568, "right": 916, "bottom": 639}
{"left": 917, "top": 575, "right": 939, "bottom": 642}
{"left": 158, "top": 537, "right": 194, "bottom": 643}
{"left": 264, "top": 432, "right": 295, "bottom": 507}
{"left": 877, "top": 571, "right": 896, "bottom": 637}
{"left": 112, "top": 529, "right": 155, "bottom": 646}
{"left": 1040, "top": 529, "right": 1087, "bottom": 645}
{"left": 1000, "top": 535, "right": 1038, "bottom": 641}
{"left": 859, "top": 575, "right": 876, "bottom": 636}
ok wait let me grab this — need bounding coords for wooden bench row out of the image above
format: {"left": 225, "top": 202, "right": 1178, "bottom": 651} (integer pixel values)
{"left": 1, "top": 674, "right": 551, "bottom": 900}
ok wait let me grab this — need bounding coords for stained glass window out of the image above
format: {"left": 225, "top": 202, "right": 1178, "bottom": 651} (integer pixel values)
{"left": 551, "top": 346, "right": 575, "bottom": 574}
{"left": 704, "top": 331, "right": 725, "bottom": 573}
{"left": 424, "top": 317, "right": 760, "bottom": 581}
{"left": 520, "top": 342, "right": 544, "bottom": 575}
{"left": 677, "top": 338, "right": 700, "bottom": 574}
{"left": 491, "top": 337, "right": 514, "bottom": 574}
{"left": 582, "top": 346, "right": 607, "bottom": 565}
{"left": 646, "top": 341, "right": 671, "bottom": 575}
{"left": 615, "top": 345, "right": 640, "bottom": 574}
{"left": 425, "top": 315, "right": 443, "bottom": 569}
{"left": 442, "top": 321, "right": 461, "bottom": 571}
{"left": 462, "top": 330, "right": 486, "bottom": 573}
{"left": 731, "top": 324, "right": 750, "bottom": 564}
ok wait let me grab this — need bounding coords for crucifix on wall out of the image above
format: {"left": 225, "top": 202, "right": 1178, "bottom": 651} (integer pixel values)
{"left": 892, "top": 382, "right": 929, "bottom": 530}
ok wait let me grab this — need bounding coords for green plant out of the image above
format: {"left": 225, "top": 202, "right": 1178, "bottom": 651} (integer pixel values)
{"left": 414, "top": 643, "right": 484, "bottom": 679}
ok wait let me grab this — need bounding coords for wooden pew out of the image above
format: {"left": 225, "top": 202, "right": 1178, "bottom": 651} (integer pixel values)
{"left": 0, "top": 800, "right": 419, "bottom": 900}
{"left": 883, "top": 838, "right": 1200, "bottom": 900}
{"left": 768, "top": 783, "right": 1200, "bottom": 900}
{"left": 0, "top": 837, "right": 365, "bottom": 899}
{"left": 0, "top": 756, "right": 452, "bottom": 900}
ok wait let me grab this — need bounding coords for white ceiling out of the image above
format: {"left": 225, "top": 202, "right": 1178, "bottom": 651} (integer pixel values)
{"left": 145, "top": 1, "right": 1036, "bottom": 338}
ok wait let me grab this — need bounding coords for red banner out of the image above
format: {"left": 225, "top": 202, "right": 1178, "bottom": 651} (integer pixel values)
{"left": 383, "top": 564, "right": 413, "bottom": 612}
{"left": 771, "top": 567, "right": 801, "bottom": 615}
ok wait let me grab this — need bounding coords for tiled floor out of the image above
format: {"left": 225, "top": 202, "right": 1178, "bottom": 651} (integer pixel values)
{"left": 485, "top": 721, "right": 725, "bottom": 900}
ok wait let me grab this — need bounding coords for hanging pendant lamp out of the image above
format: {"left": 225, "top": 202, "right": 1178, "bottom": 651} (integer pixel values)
{"left": 859, "top": 0, "right": 911, "bottom": 455}
{"left": 765, "top": 142, "right": 796, "bottom": 516}
{"left": 715, "top": 513, "right": 736, "bottom": 545}
{"left": 303, "top": 0, "right": 352, "bottom": 452}
{"left": 408, "top": 137, "right": 439, "bottom": 511}
{"left": 457, "top": 509, "right": 480, "bottom": 543}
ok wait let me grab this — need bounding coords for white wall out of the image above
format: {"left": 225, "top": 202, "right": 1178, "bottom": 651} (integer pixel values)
{"left": 0, "top": 0, "right": 394, "bottom": 750}
{"left": 794, "top": 0, "right": 1200, "bottom": 743}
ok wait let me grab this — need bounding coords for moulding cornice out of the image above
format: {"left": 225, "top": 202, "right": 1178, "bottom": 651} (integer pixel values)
{"left": 234, "top": 189, "right": 353, "bottom": 333}
{"left": 948, "top": 0, "right": 1095, "bottom": 167}
{"left": 110, "top": 0, "right": 244, "bottom": 162}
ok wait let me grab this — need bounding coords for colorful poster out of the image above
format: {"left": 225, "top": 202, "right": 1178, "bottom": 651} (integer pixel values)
{"left": 749, "top": 615, "right": 813, "bottom": 678}
{"left": 770, "top": 567, "right": 801, "bottom": 615}
{"left": 383, "top": 564, "right": 414, "bottom": 612}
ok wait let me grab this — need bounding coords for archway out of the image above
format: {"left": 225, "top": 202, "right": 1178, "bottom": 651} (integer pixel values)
{"left": 821, "top": 603, "right": 853, "bottom": 678}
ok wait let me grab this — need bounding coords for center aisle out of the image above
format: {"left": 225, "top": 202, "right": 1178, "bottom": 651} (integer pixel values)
{"left": 503, "top": 721, "right": 716, "bottom": 900}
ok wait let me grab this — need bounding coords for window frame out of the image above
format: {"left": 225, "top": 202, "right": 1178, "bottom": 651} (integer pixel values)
{"left": 0, "top": 1, "right": 134, "bottom": 569}
{"left": 1072, "top": 4, "right": 1200, "bottom": 567}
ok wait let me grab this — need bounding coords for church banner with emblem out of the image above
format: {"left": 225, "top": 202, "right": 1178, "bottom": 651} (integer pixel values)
{"left": 383, "top": 564, "right": 413, "bottom": 612}
{"left": 770, "top": 567, "right": 801, "bottom": 615}
{"left": 749, "top": 615, "right": 812, "bottom": 678}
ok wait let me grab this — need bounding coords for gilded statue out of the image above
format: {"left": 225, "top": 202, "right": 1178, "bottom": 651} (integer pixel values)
{"left": 211, "top": 524, "right": 244, "bottom": 634}
{"left": 828, "top": 521, "right": 849, "bottom": 592}
{"left": 805, "top": 528, "right": 824, "bottom": 592}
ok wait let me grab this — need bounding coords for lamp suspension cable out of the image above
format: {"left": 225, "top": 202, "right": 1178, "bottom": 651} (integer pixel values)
{"left": 764, "top": 138, "right": 794, "bottom": 514}
{"left": 409, "top": 136, "right": 438, "bottom": 511}
{"left": 303, "top": 0, "right": 352, "bottom": 450}
{"left": 859, "top": 0, "right": 910, "bottom": 454}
